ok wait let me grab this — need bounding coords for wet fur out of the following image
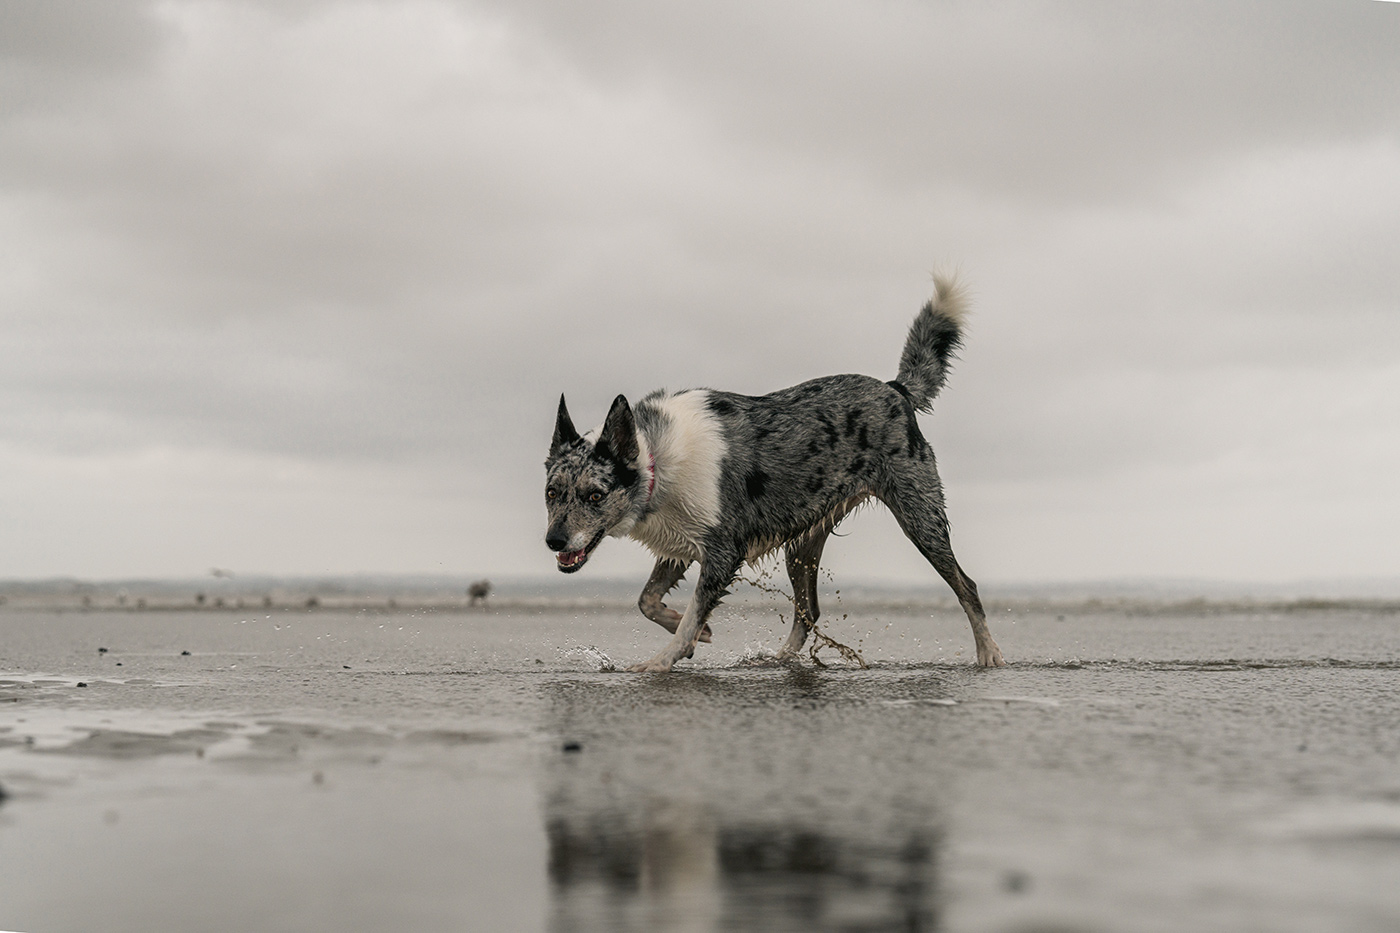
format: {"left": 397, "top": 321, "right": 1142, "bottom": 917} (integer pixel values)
{"left": 544, "top": 277, "right": 1004, "bottom": 671}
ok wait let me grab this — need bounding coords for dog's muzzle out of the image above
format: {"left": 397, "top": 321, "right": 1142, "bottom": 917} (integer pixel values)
{"left": 551, "top": 529, "right": 604, "bottom": 573}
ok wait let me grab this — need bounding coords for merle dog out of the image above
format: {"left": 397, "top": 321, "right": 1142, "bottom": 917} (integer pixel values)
{"left": 544, "top": 278, "right": 1004, "bottom": 672}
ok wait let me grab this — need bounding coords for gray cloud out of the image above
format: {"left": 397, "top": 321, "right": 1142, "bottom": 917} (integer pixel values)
{"left": 476, "top": 0, "right": 1400, "bottom": 200}
{"left": 0, "top": 1, "right": 167, "bottom": 90}
{"left": 1, "top": 0, "right": 1397, "bottom": 581}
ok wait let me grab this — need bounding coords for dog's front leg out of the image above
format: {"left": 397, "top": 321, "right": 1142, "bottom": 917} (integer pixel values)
{"left": 638, "top": 558, "right": 711, "bottom": 643}
{"left": 627, "top": 549, "right": 740, "bottom": 673}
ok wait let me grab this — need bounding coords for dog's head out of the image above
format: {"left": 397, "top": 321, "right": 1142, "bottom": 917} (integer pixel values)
{"left": 544, "top": 393, "right": 646, "bottom": 573}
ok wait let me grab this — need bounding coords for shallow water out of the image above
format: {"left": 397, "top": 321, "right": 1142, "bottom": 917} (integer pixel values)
{"left": 1, "top": 599, "right": 1399, "bottom": 932}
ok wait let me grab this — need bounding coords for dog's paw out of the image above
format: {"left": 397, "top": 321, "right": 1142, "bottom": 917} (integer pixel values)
{"left": 626, "top": 657, "right": 675, "bottom": 673}
{"left": 977, "top": 642, "right": 1006, "bottom": 668}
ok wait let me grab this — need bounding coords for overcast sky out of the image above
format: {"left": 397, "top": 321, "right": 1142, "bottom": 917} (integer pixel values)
{"left": 2, "top": 0, "right": 1397, "bottom": 585}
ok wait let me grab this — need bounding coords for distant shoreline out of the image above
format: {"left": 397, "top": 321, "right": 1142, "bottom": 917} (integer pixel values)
{"left": 3, "top": 592, "right": 1398, "bottom": 616}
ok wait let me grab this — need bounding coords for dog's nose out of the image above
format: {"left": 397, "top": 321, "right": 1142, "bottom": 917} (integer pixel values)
{"left": 545, "top": 530, "right": 569, "bottom": 552}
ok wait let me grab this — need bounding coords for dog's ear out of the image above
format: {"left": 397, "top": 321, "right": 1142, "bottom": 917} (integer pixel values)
{"left": 597, "top": 394, "right": 639, "bottom": 467}
{"left": 551, "top": 394, "right": 581, "bottom": 456}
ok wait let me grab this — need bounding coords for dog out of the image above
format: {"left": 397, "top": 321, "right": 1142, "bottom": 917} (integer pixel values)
{"left": 544, "top": 277, "right": 1004, "bottom": 672}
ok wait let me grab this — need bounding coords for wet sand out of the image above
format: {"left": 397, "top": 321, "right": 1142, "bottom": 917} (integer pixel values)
{"left": 2, "top": 597, "right": 1399, "bottom": 932}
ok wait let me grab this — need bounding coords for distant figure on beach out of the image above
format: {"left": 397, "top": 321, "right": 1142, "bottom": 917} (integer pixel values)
{"left": 468, "top": 580, "right": 492, "bottom": 607}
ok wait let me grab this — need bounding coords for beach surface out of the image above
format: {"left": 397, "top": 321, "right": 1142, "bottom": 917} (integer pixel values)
{"left": 2, "top": 589, "right": 1399, "bottom": 932}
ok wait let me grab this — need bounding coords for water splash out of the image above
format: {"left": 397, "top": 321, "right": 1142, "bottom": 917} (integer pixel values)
{"left": 559, "top": 645, "right": 618, "bottom": 672}
{"left": 731, "top": 643, "right": 783, "bottom": 667}
{"left": 735, "top": 563, "right": 868, "bottom": 669}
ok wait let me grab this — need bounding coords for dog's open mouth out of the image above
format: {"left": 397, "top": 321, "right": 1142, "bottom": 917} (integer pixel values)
{"left": 556, "top": 549, "right": 588, "bottom": 571}
{"left": 554, "top": 531, "right": 604, "bottom": 574}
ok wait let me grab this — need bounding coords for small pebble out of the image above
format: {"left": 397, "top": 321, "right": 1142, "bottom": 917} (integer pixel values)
{"left": 97, "top": 647, "right": 108, "bottom": 654}
{"left": 77, "top": 682, "right": 88, "bottom": 688}
{"left": 343, "top": 665, "right": 351, "bottom": 669}
{"left": 562, "top": 741, "right": 582, "bottom": 753}
{"left": 1002, "top": 870, "right": 1031, "bottom": 894}
{"left": 180, "top": 650, "right": 191, "bottom": 656}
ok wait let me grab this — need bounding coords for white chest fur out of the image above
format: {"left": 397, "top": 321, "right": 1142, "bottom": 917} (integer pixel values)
{"left": 626, "top": 390, "right": 727, "bottom": 563}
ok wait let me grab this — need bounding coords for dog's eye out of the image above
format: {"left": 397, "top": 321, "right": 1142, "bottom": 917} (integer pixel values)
{"left": 546, "top": 488, "right": 558, "bottom": 500}
{"left": 589, "top": 491, "right": 603, "bottom": 503}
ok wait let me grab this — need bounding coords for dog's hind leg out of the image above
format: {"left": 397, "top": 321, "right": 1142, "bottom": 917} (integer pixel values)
{"left": 938, "top": 556, "right": 1003, "bottom": 667}
{"left": 777, "top": 532, "right": 829, "bottom": 660}
{"left": 627, "top": 546, "right": 744, "bottom": 673}
{"left": 638, "top": 558, "right": 711, "bottom": 643}
{"left": 880, "top": 475, "right": 1005, "bottom": 667}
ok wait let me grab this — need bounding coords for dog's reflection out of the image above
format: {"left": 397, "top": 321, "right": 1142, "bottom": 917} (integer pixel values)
{"left": 546, "top": 795, "right": 938, "bottom": 932}
{"left": 548, "top": 795, "right": 720, "bottom": 932}
{"left": 541, "top": 674, "right": 947, "bottom": 931}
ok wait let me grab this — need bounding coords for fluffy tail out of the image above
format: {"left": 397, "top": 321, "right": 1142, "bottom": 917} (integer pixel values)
{"left": 895, "top": 275, "right": 969, "bottom": 413}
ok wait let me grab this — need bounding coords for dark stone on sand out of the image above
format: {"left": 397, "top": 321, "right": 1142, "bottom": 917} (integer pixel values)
{"left": 77, "top": 682, "right": 87, "bottom": 687}
{"left": 98, "top": 647, "right": 108, "bottom": 653}
{"left": 562, "top": 741, "right": 582, "bottom": 753}
{"left": 116, "top": 662, "right": 122, "bottom": 666}
{"left": 343, "top": 665, "right": 350, "bottom": 669}
{"left": 180, "top": 650, "right": 191, "bottom": 656}
{"left": 1002, "top": 870, "right": 1031, "bottom": 894}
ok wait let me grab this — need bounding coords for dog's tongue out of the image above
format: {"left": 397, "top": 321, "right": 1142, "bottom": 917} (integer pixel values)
{"left": 556, "top": 549, "right": 586, "bottom": 567}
